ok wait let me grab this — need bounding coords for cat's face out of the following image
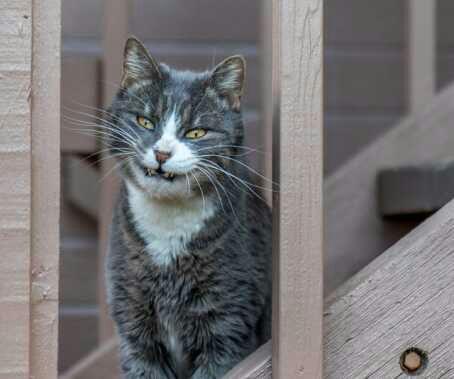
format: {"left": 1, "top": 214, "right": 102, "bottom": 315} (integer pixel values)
{"left": 105, "top": 38, "right": 246, "bottom": 199}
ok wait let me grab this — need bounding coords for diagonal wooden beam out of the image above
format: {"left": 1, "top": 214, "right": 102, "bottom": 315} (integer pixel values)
{"left": 225, "top": 196, "right": 454, "bottom": 378}
{"left": 324, "top": 199, "right": 454, "bottom": 377}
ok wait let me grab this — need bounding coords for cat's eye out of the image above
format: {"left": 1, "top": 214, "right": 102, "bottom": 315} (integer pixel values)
{"left": 185, "top": 128, "right": 207, "bottom": 139}
{"left": 137, "top": 116, "right": 154, "bottom": 129}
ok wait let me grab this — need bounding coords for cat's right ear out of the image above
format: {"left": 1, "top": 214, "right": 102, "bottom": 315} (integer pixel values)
{"left": 121, "top": 37, "right": 161, "bottom": 88}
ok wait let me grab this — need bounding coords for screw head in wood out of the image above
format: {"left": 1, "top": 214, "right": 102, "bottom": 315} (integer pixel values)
{"left": 399, "top": 348, "right": 428, "bottom": 375}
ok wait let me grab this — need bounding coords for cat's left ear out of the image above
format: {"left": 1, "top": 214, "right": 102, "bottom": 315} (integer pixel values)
{"left": 211, "top": 55, "right": 246, "bottom": 111}
{"left": 121, "top": 37, "right": 162, "bottom": 88}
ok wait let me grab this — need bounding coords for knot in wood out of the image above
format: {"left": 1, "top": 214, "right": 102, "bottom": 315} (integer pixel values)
{"left": 400, "top": 348, "right": 427, "bottom": 375}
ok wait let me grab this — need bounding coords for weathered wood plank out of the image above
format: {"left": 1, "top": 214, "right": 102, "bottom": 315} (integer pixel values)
{"left": 0, "top": 1, "right": 32, "bottom": 378}
{"left": 272, "top": 0, "right": 323, "bottom": 378}
{"left": 324, "top": 198, "right": 454, "bottom": 377}
{"left": 325, "top": 81, "right": 454, "bottom": 294}
{"left": 30, "top": 1, "right": 61, "bottom": 378}
{"left": 407, "top": 0, "right": 435, "bottom": 111}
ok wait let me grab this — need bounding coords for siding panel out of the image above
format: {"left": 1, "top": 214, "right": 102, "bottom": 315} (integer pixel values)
{"left": 325, "top": 114, "right": 398, "bottom": 174}
{"left": 325, "top": 50, "right": 404, "bottom": 111}
{"left": 326, "top": 0, "right": 404, "bottom": 46}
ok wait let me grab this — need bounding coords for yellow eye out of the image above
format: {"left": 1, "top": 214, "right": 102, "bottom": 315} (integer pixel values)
{"left": 137, "top": 116, "right": 154, "bottom": 129}
{"left": 185, "top": 129, "right": 207, "bottom": 139}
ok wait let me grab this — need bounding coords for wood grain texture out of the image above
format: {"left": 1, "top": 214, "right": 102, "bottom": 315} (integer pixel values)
{"left": 30, "top": 1, "right": 61, "bottom": 378}
{"left": 325, "top": 82, "right": 454, "bottom": 294}
{"left": 272, "top": 0, "right": 323, "bottom": 378}
{"left": 324, "top": 197, "right": 454, "bottom": 378}
{"left": 407, "top": 0, "right": 435, "bottom": 111}
{"left": 0, "top": 1, "right": 32, "bottom": 378}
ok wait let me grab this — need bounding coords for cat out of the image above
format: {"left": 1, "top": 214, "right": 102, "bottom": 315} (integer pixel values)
{"left": 104, "top": 37, "right": 272, "bottom": 379}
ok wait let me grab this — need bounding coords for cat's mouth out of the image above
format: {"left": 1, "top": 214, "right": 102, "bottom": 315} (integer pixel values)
{"left": 143, "top": 166, "right": 176, "bottom": 181}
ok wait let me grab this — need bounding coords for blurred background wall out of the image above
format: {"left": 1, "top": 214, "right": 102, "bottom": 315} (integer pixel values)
{"left": 59, "top": 0, "right": 454, "bottom": 373}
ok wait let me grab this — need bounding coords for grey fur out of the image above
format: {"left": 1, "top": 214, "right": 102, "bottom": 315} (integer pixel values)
{"left": 104, "top": 38, "right": 272, "bottom": 379}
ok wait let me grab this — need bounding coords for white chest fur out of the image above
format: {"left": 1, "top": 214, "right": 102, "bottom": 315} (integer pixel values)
{"left": 126, "top": 183, "right": 215, "bottom": 266}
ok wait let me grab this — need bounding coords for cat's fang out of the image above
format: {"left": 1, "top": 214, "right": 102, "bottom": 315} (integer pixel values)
{"left": 146, "top": 168, "right": 156, "bottom": 176}
{"left": 163, "top": 172, "right": 174, "bottom": 179}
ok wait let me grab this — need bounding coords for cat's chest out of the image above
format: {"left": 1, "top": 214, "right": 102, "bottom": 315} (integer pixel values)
{"left": 127, "top": 183, "right": 215, "bottom": 266}
{"left": 150, "top": 263, "right": 216, "bottom": 373}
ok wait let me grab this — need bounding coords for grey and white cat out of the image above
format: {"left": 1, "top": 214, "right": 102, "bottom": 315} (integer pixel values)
{"left": 104, "top": 37, "right": 272, "bottom": 379}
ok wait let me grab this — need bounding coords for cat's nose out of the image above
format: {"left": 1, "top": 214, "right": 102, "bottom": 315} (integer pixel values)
{"left": 155, "top": 150, "right": 171, "bottom": 164}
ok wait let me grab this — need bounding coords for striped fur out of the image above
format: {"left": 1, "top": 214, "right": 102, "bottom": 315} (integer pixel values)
{"left": 104, "top": 38, "right": 272, "bottom": 379}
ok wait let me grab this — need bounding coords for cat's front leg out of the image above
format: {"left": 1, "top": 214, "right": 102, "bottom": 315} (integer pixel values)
{"left": 119, "top": 339, "right": 177, "bottom": 379}
{"left": 190, "top": 364, "right": 234, "bottom": 379}
{"left": 188, "top": 324, "right": 258, "bottom": 379}
{"left": 190, "top": 347, "right": 251, "bottom": 379}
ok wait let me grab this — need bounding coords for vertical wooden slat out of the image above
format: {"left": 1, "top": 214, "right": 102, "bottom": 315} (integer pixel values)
{"left": 407, "top": 0, "right": 435, "bottom": 111}
{"left": 30, "top": 0, "right": 61, "bottom": 377}
{"left": 272, "top": 0, "right": 323, "bottom": 378}
{"left": 98, "top": 0, "right": 130, "bottom": 342}
{"left": 0, "top": 1, "right": 32, "bottom": 378}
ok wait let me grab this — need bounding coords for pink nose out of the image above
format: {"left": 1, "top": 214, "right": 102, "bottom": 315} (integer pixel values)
{"left": 155, "top": 150, "right": 171, "bottom": 164}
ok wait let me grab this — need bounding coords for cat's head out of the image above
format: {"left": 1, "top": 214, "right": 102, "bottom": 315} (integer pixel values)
{"left": 104, "top": 37, "right": 246, "bottom": 200}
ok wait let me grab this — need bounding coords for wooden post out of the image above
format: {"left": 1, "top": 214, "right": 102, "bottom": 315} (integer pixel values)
{"left": 0, "top": 0, "right": 60, "bottom": 377}
{"left": 30, "top": 0, "right": 61, "bottom": 377}
{"left": 407, "top": 0, "right": 435, "bottom": 111}
{"left": 0, "top": 2, "right": 33, "bottom": 377}
{"left": 98, "top": 0, "right": 130, "bottom": 342}
{"left": 272, "top": 0, "right": 323, "bottom": 378}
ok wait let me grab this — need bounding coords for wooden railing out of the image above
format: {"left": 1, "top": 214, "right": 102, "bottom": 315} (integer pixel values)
{"left": 5, "top": 0, "right": 454, "bottom": 378}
